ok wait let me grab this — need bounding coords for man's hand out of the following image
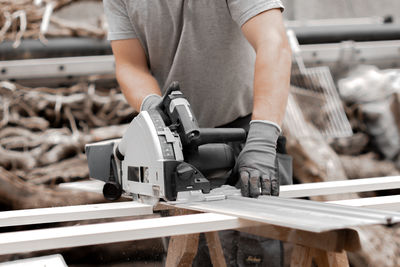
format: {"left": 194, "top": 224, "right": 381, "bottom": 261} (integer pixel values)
{"left": 236, "top": 121, "right": 280, "bottom": 197}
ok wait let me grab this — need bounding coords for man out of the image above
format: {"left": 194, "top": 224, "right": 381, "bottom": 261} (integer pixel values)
{"left": 104, "top": 0, "right": 292, "bottom": 265}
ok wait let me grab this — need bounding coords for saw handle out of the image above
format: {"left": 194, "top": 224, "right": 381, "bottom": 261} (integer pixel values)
{"left": 159, "top": 82, "right": 246, "bottom": 146}
{"left": 158, "top": 81, "right": 201, "bottom": 145}
{"left": 196, "top": 128, "right": 247, "bottom": 146}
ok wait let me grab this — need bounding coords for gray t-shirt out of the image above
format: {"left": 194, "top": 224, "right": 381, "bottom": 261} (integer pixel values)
{"left": 104, "top": 0, "right": 284, "bottom": 127}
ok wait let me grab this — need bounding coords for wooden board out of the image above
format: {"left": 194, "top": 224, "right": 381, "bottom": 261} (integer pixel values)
{"left": 176, "top": 196, "right": 400, "bottom": 233}
{"left": 280, "top": 176, "right": 400, "bottom": 198}
{"left": 0, "top": 201, "right": 152, "bottom": 227}
{"left": 0, "top": 213, "right": 257, "bottom": 255}
{"left": 0, "top": 254, "right": 67, "bottom": 267}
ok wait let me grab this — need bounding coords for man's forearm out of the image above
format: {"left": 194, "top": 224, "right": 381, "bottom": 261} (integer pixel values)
{"left": 116, "top": 63, "right": 161, "bottom": 112}
{"left": 251, "top": 40, "right": 292, "bottom": 125}
{"left": 240, "top": 9, "right": 292, "bottom": 126}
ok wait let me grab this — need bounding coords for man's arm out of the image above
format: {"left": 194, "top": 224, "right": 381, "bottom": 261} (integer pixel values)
{"left": 241, "top": 8, "right": 292, "bottom": 125}
{"left": 111, "top": 39, "right": 161, "bottom": 111}
{"left": 235, "top": 9, "right": 291, "bottom": 197}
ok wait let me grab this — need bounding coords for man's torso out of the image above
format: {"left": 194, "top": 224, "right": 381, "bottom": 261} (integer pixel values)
{"left": 105, "top": 0, "right": 283, "bottom": 127}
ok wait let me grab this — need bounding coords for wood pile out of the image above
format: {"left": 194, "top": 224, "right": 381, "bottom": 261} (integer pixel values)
{"left": 0, "top": 80, "right": 134, "bottom": 210}
{"left": 0, "top": 0, "right": 105, "bottom": 47}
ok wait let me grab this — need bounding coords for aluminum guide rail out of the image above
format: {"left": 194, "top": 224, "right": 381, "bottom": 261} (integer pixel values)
{"left": 0, "top": 202, "right": 152, "bottom": 227}
{"left": 176, "top": 196, "right": 400, "bottom": 233}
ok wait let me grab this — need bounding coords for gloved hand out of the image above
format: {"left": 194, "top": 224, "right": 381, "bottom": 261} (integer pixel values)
{"left": 236, "top": 120, "right": 281, "bottom": 197}
{"left": 140, "top": 94, "right": 162, "bottom": 111}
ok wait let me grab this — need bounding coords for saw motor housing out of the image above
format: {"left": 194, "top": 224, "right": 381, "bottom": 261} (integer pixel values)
{"left": 86, "top": 83, "right": 246, "bottom": 201}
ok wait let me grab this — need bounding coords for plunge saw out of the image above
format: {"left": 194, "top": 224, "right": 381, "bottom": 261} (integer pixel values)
{"left": 85, "top": 82, "right": 246, "bottom": 204}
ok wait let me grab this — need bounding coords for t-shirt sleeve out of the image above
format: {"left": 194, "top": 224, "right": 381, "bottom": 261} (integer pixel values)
{"left": 103, "top": 0, "right": 137, "bottom": 40}
{"left": 227, "top": 0, "right": 284, "bottom": 27}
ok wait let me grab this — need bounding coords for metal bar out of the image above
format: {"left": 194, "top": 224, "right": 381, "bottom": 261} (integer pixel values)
{"left": 1, "top": 22, "right": 396, "bottom": 61}
{"left": 0, "top": 38, "right": 112, "bottom": 61}
{"left": 291, "top": 24, "right": 400, "bottom": 44}
{"left": 300, "top": 40, "right": 400, "bottom": 68}
{"left": 1, "top": 40, "right": 399, "bottom": 81}
{"left": 0, "top": 55, "right": 115, "bottom": 80}
{"left": 0, "top": 202, "right": 152, "bottom": 227}
{"left": 176, "top": 196, "right": 400, "bottom": 233}
{"left": 280, "top": 176, "right": 400, "bottom": 198}
{"left": 286, "top": 17, "right": 385, "bottom": 27}
{"left": 328, "top": 195, "right": 400, "bottom": 212}
{"left": 0, "top": 213, "right": 256, "bottom": 255}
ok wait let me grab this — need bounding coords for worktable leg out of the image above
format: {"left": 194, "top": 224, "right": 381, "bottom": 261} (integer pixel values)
{"left": 205, "top": 231, "right": 227, "bottom": 267}
{"left": 290, "top": 245, "right": 313, "bottom": 267}
{"left": 165, "top": 208, "right": 200, "bottom": 267}
{"left": 165, "top": 233, "right": 200, "bottom": 267}
{"left": 313, "top": 249, "right": 349, "bottom": 267}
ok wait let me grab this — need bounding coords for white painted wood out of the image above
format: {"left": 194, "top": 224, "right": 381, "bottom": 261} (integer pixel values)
{"left": 0, "top": 201, "right": 152, "bottom": 227}
{"left": 0, "top": 213, "right": 257, "bottom": 255}
{"left": 280, "top": 176, "right": 400, "bottom": 198}
{"left": 58, "top": 179, "right": 105, "bottom": 194}
{"left": 327, "top": 195, "right": 400, "bottom": 212}
{"left": 0, "top": 254, "right": 67, "bottom": 267}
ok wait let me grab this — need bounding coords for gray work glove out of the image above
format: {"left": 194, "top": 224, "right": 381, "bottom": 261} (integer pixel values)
{"left": 236, "top": 120, "right": 281, "bottom": 198}
{"left": 140, "top": 94, "right": 162, "bottom": 111}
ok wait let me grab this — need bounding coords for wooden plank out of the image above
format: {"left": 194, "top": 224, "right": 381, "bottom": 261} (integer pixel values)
{"left": 0, "top": 254, "right": 67, "bottom": 267}
{"left": 0, "top": 213, "right": 257, "bottom": 255}
{"left": 0, "top": 201, "right": 152, "bottom": 227}
{"left": 327, "top": 195, "right": 400, "bottom": 211}
{"left": 239, "top": 224, "right": 360, "bottom": 253}
{"left": 280, "top": 176, "right": 400, "bottom": 198}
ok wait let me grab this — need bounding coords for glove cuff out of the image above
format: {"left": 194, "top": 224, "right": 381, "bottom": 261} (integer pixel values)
{"left": 140, "top": 94, "right": 162, "bottom": 112}
{"left": 247, "top": 120, "right": 281, "bottom": 147}
{"left": 250, "top": 120, "right": 282, "bottom": 134}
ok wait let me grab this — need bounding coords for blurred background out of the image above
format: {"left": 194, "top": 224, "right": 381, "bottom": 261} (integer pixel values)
{"left": 282, "top": 0, "right": 400, "bottom": 21}
{"left": 1, "top": 0, "right": 400, "bottom": 266}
